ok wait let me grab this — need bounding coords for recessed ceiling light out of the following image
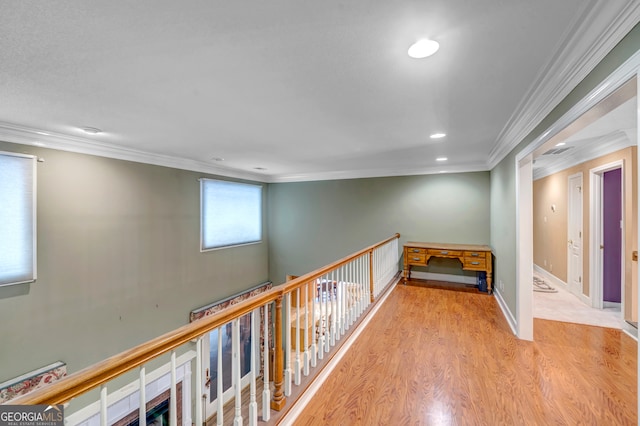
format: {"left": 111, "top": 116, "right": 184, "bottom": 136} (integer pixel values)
{"left": 408, "top": 39, "right": 440, "bottom": 59}
{"left": 555, "top": 142, "right": 566, "bottom": 147}
{"left": 439, "top": 171, "right": 447, "bottom": 173}
{"left": 436, "top": 157, "right": 448, "bottom": 162}
{"left": 430, "top": 133, "right": 446, "bottom": 139}
{"left": 254, "top": 167, "right": 267, "bottom": 171}
{"left": 35, "top": 131, "right": 50, "bottom": 136}
{"left": 32, "top": 142, "right": 46, "bottom": 147}
{"left": 80, "top": 127, "right": 102, "bottom": 135}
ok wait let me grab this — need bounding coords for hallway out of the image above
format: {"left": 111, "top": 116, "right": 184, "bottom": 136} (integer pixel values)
{"left": 295, "top": 280, "right": 637, "bottom": 425}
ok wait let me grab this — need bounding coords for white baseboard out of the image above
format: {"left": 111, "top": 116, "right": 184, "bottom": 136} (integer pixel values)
{"left": 493, "top": 288, "right": 517, "bottom": 336}
{"left": 533, "top": 265, "right": 566, "bottom": 289}
{"left": 534, "top": 264, "right": 592, "bottom": 306}
{"left": 409, "top": 271, "right": 477, "bottom": 285}
{"left": 622, "top": 324, "right": 638, "bottom": 341}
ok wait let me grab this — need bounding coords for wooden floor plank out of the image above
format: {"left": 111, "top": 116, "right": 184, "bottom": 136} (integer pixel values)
{"left": 294, "top": 280, "right": 638, "bottom": 425}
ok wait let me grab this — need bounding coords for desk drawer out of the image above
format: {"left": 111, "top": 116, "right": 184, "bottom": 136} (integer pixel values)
{"left": 407, "top": 253, "right": 426, "bottom": 265}
{"left": 406, "top": 247, "right": 426, "bottom": 255}
{"left": 464, "top": 251, "right": 486, "bottom": 258}
{"left": 463, "top": 257, "right": 487, "bottom": 270}
{"left": 427, "top": 249, "right": 463, "bottom": 257}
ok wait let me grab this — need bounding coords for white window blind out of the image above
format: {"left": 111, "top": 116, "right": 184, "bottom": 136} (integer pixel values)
{"left": 0, "top": 152, "right": 36, "bottom": 286}
{"left": 201, "top": 179, "right": 262, "bottom": 250}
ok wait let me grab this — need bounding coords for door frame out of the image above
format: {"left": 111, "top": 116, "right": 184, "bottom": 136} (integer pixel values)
{"left": 567, "top": 172, "right": 584, "bottom": 300}
{"left": 589, "top": 161, "right": 625, "bottom": 311}
{"left": 514, "top": 48, "right": 640, "bottom": 342}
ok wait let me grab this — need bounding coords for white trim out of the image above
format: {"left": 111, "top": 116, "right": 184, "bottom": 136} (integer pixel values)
{"left": 0, "top": 122, "right": 269, "bottom": 183}
{"left": 514, "top": 49, "right": 640, "bottom": 162}
{"left": 533, "top": 131, "right": 633, "bottom": 180}
{"left": 267, "top": 163, "right": 489, "bottom": 183}
{"left": 534, "top": 264, "right": 568, "bottom": 292}
{"left": 567, "top": 172, "right": 585, "bottom": 303}
{"left": 408, "top": 271, "right": 477, "bottom": 285}
{"left": 623, "top": 323, "right": 638, "bottom": 340}
{"left": 589, "top": 161, "right": 625, "bottom": 310}
{"left": 493, "top": 288, "right": 517, "bottom": 336}
{"left": 488, "top": 1, "right": 640, "bottom": 169}
{"left": 280, "top": 276, "right": 400, "bottom": 425}
{"left": 515, "top": 153, "right": 534, "bottom": 340}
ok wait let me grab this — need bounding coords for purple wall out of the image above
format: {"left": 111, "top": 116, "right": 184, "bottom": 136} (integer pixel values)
{"left": 603, "top": 168, "right": 622, "bottom": 303}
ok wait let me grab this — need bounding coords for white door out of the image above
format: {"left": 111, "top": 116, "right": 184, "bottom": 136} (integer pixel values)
{"left": 568, "top": 173, "right": 583, "bottom": 297}
{"left": 201, "top": 313, "right": 258, "bottom": 421}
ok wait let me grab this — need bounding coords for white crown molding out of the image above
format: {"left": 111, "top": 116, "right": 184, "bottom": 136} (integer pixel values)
{"left": 0, "top": 121, "right": 490, "bottom": 183}
{"left": 518, "top": 48, "right": 640, "bottom": 162}
{"left": 0, "top": 122, "right": 269, "bottom": 183}
{"left": 268, "top": 162, "right": 489, "bottom": 183}
{"left": 487, "top": 0, "right": 640, "bottom": 169}
{"left": 532, "top": 131, "right": 633, "bottom": 180}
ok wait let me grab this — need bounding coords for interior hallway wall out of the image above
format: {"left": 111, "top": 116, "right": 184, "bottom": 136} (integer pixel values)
{"left": 267, "top": 172, "right": 490, "bottom": 285}
{"left": 0, "top": 141, "right": 269, "bottom": 383}
{"left": 532, "top": 147, "right": 637, "bottom": 302}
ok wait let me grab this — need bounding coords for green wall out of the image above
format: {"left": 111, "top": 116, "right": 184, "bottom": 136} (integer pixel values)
{"left": 0, "top": 142, "right": 269, "bottom": 383}
{"left": 268, "top": 172, "right": 490, "bottom": 284}
{"left": 490, "top": 23, "right": 640, "bottom": 316}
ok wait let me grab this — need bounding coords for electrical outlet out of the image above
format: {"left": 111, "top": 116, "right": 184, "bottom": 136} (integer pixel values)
{"left": 543, "top": 259, "right": 547, "bottom": 266}
{"left": 499, "top": 280, "right": 504, "bottom": 291}
{"left": 550, "top": 264, "right": 553, "bottom": 272}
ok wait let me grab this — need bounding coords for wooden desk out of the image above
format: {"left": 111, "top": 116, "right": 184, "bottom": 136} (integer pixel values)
{"left": 403, "top": 242, "right": 493, "bottom": 293}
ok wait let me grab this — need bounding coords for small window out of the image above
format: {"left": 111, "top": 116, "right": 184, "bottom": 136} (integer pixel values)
{"left": 200, "top": 179, "right": 262, "bottom": 250}
{"left": 0, "top": 151, "right": 36, "bottom": 286}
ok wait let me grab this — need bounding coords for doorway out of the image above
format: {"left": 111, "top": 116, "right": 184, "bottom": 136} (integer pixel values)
{"left": 603, "top": 168, "right": 623, "bottom": 307}
{"left": 515, "top": 60, "right": 638, "bottom": 340}
{"left": 590, "top": 161, "right": 625, "bottom": 315}
{"left": 567, "top": 172, "right": 584, "bottom": 298}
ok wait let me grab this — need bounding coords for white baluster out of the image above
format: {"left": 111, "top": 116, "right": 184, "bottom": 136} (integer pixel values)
{"left": 100, "top": 384, "right": 107, "bottom": 426}
{"left": 311, "top": 278, "right": 318, "bottom": 367}
{"left": 303, "top": 282, "right": 310, "bottom": 376}
{"left": 262, "top": 305, "right": 271, "bottom": 422}
{"left": 295, "top": 288, "right": 301, "bottom": 386}
{"left": 233, "top": 319, "right": 243, "bottom": 426}
{"left": 139, "top": 367, "right": 147, "bottom": 426}
{"left": 170, "top": 351, "right": 177, "bottom": 426}
{"left": 195, "top": 338, "right": 203, "bottom": 426}
{"left": 217, "top": 327, "right": 223, "bottom": 426}
{"left": 336, "top": 267, "right": 344, "bottom": 340}
{"left": 322, "top": 274, "right": 329, "bottom": 356}
{"left": 330, "top": 270, "right": 336, "bottom": 348}
{"left": 249, "top": 309, "right": 258, "bottom": 426}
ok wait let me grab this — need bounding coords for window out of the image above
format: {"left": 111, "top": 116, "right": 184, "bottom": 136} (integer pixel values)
{"left": 0, "top": 151, "right": 36, "bottom": 286}
{"left": 200, "top": 179, "right": 262, "bottom": 250}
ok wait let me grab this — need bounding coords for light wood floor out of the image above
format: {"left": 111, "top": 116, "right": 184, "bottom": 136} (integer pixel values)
{"left": 294, "top": 280, "right": 638, "bottom": 425}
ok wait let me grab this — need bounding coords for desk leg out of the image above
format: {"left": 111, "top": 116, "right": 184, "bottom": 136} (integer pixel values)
{"left": 403, "top": 265, "right": 410, "bottom": 284}
{"left": 487, "top": 270, "right": 493, "bottom": 294}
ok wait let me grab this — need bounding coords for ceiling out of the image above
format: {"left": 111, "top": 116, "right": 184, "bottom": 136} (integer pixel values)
{"left": 0, "top": 1, "right": 638, "bottom": 182}
{"left": 532, "top": 77, "right": 637, "bottom": 179}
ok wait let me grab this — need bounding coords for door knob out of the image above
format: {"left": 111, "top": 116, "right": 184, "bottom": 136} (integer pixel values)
{"left": 568, "top": 239, "right": 573, "bottom": 245}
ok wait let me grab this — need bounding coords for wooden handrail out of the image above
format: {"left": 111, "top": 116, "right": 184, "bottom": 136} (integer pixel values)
{"left": 10, "top": 288, "right": 283, "bottom": 405}
{"left": 281, "top": 233, "right": 400, "bottom": 294}
{"left": 9, "top": 233, "right": 400, "bottom": 407}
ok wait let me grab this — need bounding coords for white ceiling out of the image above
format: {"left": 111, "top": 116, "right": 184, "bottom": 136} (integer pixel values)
{"left": 0, "top": 1, "right": 638, "bottom": 182}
